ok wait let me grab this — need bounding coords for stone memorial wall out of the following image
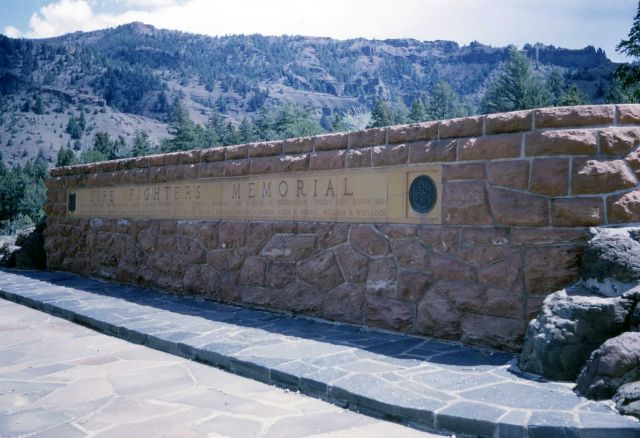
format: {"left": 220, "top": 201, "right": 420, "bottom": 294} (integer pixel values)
{"left": 44, "top": 104, "right": 640, "bottom": 351}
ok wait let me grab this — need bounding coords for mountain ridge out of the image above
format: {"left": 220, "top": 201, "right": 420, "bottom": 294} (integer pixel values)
{"left": 0, "top": 22, "right": 618, "bottom": 166}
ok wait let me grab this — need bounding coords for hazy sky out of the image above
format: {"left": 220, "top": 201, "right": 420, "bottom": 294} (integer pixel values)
{"left": 0, "top": 0, "right": 637, "bottom": 62}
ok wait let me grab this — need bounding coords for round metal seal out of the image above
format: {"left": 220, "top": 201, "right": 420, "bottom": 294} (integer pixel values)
{"left": 409, "top": 175, "right": 437, "bottom": 215}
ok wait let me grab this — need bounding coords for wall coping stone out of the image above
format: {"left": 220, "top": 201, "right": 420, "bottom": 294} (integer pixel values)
{"left": 50, "top": 104, "right": 632, "bottom": 178}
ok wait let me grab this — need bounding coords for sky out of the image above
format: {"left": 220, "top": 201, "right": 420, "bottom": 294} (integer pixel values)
{"left": 0, "top": 0, "right": 637, "bottom": 63}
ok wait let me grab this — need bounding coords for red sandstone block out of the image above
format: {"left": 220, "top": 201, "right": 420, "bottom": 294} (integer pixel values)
{"left": 224, "top": 159, "right": 250, "bottom": 176}
{"left": 529, "top": 158, "right": 569, "bottom": 196}
{"left": 488, "top": 187, "right": 548, "bottom": 226}
{"left": 626, "top": 149, "right": 640, "bottom": 178}
{"left": 179, "top": 149, "right": 202, "bottom": 164}
{"left": 535, "top": 105, "right": 614, "bottom": 129}
{"left": 347, "top": 148, "right": 371, "bottom": 168}
{"left": 183, "top": 164, "right": 198, "bottom": 180}
{"left": 283, "top": 137, "right": 313, "bottom": 154}
{"left": 45, "top": 177, "right": 66, "bottom": 190}
{"left": 525, "top": 129, "right": 597, "bottom": 156}
{"left": 372, "top": 144, "right": 409, "bottom": 166}
{"left": 487, "top": 160, "right": 528, "bottom": 190}
{"left": 460, "top": 227, "right": 509, "bottom": 246}
{"left": 485, "top": 110, "right": 533, "bottom": 134}
{"left": 618, "top": 104, "right": 640, "bottom": 124}
{"left": 443, "top": 163, "right": 486, "bottom": 181}
{"left": 551, "top": 197, "right": 604, "bottom": 227}
{"left": 349, "top": 128, "right": 386, "bottom": 148}
{"left": 365, "top": 296, "right": 415, "bottom": 332}
{"left": 572, "top": 158, "right": 637, "bottom": 195}
{"left": 607, "top": 190, "right": 640, "bottom": 223}
{"left": 197, "top": 162, "right": 224, "bottom": 178}
{"left": 250, "top": 156, "right": 280, "bottom": 174}
{"left": 146, "top": 154, "right": 165, "bottom": 167}
{"left": 49, "top": 168, "right": 64, "bottom": 177}
{"left": 164, "top": 165, "right": 185, "bottom": 181}
{"left": 313, "top": 132, "right": 348, "bottom": 151}
{"left": 510, "top": 228, "right": 590, "bottom": 245}
{"left": 439, "top": 115, "right": 483, "bottom": 139}
{"left": 225, "top": 144, "right": 249, "bottom": 160}
{"left": 249, "top": 141, "right": 282, "bottom": 158}
{"left": 309, "top": 150, "right": 346, "bottom": 170}
{"left": 408, "top": 140, "right": 456, "bottom": 163}
{"left": 457, "top": 134, "right": 521, "bottom": 161}
{"left": 162, "top": 152, "right": 182, "bottom": 166}
{"left": 442, "top": 181, "right": 492, "bottom": 225}
{"left": 387, "top": 121, "right": 438, "bottom": 144}
{"left": 599, "top": 128, "right": 640, "bottom": 156}
{"left": 278, "top": 154, "right": 309, "bottom": 173}
{"left": 201, "top": 147, "right": 225, "bottom": 162}
{"left": 523, "top": 245, "right": 582, "bottom": 294}
{"left": 148, "top": 166, "right": 166, "bottom": 183}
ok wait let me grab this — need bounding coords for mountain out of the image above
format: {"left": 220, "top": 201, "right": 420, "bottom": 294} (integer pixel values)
{"left": 0, "top": 22, "right": 619, "bottom": 167}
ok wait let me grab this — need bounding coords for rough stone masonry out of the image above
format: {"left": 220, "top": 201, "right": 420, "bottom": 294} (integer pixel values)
{"left": 44, "top": 104, "right": 640, "bottom": 351}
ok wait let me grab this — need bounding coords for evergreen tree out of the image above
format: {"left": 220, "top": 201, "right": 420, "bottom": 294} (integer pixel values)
{"left": 162, "top": 100, "right": 204, "bottom": 151}
{"left": 480, "top": 48, "right": 551, "bottom": 113}
{"left": 561, "top": 84, "right": 590, "bottom": 106}
{"left": 609, "top": 2, "right": 640, "bottom": 103}
{"left": 131, "top": 130, "right": 151, "bottom": 157}
{"left": 93, "top": 132, "right": 117, "bottom": 160}
{"left": 370, "top": 99, "right": 394, "bottom": 127}
{"left": 204, "top": 109, "right": 226, "bottom": 146}
{"left": 238, "top": 118, "right": 258, "bottom": 143}
{"left": 427, "top": 81, "right": 465, "bottom": 120}
{"left": 56, "top": 145, "right": 76, "bottom": 167}
{"left": 546, "top": 69, "right": 565, "bottom": 106}
{"left": 408, "top": 98, "right": 428, "bottom": 123}
{"left": 33, "top": 92, "right": 44, "bottom": 114}
{"left": 66, "top": 116, "right": 83, "bottom": 140}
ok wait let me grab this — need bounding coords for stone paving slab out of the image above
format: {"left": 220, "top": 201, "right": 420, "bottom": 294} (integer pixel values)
{"left": 0, "top": 298, "right": 435, "bottom": 437}
{"left": 1, "top": 269, "right": 639, "bottom": 437}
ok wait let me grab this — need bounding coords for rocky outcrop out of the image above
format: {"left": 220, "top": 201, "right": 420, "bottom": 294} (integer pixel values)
{"left": 0, "top": 219, "right": 47, "bottom": 270}
{"left": 580, "top": 227, "right": 640, "bottom": 296}
{"left": 575, "top": 332, "right": 640, "bottom": 399}
{"left": 614, "top": 381, "right": 640, "bottom": 419}
{"left": 520, "top": 226, "right": 640, "bottom": 418}
{"left": 518, "top": 286, "right": 632, "bottom": 380}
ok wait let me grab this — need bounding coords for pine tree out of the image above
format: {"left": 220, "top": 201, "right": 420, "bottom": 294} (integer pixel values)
{"left": 56, "top": 145, "right": 76, "bottom": 167}
{"left": 131, "top": 130, "right": 151, "bottom": 157}
{"left": 427, "top": 81, "right": 465, "bottom": 120}
{"left": 480, "top": 48, "right": 551, "bottom": 114}
{"left": 408, "top": 98, "right": 428, "bottom": 123}
{"left": 204, "top": 109, "right": 226, "bottom": 146}
{"left": 546, "top": 69, "right": 565, "bottom": 106}
{"left": 370, "top": 99, "right": 394, "bottom": 127}
{"left": 610, "top": 2, "right": 640, "bottom": 103}
{"left": 561, "top": 85, "right": 589, "bottom": 106}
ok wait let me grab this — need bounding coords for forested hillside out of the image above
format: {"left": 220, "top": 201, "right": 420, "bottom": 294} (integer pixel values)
{"left": 0, "top": 22, "right": 620, "bottom": 168}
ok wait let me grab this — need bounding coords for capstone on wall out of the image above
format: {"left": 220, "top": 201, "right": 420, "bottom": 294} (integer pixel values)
{"left": 44, "top": 104, "right": 640, "bottom": 351}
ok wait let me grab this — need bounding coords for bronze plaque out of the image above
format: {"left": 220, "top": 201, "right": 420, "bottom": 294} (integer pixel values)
{"left": 68, "top": 165, "right": 442, "bottom": 224}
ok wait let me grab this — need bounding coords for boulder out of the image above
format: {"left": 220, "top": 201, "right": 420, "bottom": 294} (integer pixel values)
{"left": 614, "top": 381, "right": 640, "bottom": 419}
{"left": 0, "top": 219, "right": 46, "bottom": 270}
{"left": 519, "top": 286, "right": 632, "bottom": 380}
{"left": 575, "top": 332, "right": 640, "bottom": 400}
{"left": 580, "top": 227, "right": 640, "bottom": 296}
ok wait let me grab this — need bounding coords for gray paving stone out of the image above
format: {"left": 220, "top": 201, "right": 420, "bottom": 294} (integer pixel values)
{"left": 436, "top": 401, "right": 505, "bottom": 436}
{"left": 195, "top": 414, "right": 264, "bottom": 437}
{"left": 528, "top": 411, "right": 580, "bottom": 438}
{"left": 496, "top": 410, "right": 528, "bottom": 438}
{"left": 0, "top": 269, "right": 638, "bottom": 437}
{"left": 0, "top": 408, "right": 69, "bottom": 436}
{"left": 461, "top": 382, "right": 582, "bottom": 410}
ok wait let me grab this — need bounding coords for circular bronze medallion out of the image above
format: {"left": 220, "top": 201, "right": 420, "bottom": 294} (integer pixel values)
{"left": 409, "top": 175, "right": 437, "bottom": 215}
